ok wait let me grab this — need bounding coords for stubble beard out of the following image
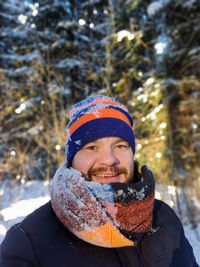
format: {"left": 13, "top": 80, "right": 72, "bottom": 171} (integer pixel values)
{"left": 82, "top": 166, "right": 132, "bottom": 182}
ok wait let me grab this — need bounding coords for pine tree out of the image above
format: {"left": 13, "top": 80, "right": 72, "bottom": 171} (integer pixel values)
{"left": 0, "top": 0, "right": 109, "bottom": 181}
{"left": 105, "top": 0, "right": 200, "bottom": 222}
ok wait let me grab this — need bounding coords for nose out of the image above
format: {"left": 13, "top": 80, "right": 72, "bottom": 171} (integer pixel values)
{"left": 98, "top": 147, "right": 119, "bottom": 166}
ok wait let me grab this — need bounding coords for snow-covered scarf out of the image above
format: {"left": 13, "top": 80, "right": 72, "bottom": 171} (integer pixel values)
{"left": 51, "top": 163, "right": 155, "bottom": 248}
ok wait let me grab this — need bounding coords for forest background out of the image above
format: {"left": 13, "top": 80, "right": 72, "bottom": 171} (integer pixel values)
{"left": 0, "top": 0, "right": 200, "bottom": 233}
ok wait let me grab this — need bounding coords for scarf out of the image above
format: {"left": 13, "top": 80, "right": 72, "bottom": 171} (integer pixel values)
{"left": 50, "top": 162, "right": 155, "bottom": 248}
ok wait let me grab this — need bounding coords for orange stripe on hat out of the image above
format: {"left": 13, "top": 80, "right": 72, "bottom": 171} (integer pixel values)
{"left": 68, "top": 97, "right": 128, "bottom": 119}
{"left": 68, "top": 108, "right": 132, "bottom": 136}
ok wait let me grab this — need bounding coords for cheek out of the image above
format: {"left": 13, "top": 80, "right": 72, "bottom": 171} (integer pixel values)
{"left": 123, "top": 152, "right": 134, "bottom": 173}
{"left": 72, "top": 153, "right": 94, "bottom": 173}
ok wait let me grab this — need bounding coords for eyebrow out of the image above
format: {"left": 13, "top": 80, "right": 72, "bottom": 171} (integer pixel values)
{"left": 92, "top": 138, "right": 128, "bottom": 144}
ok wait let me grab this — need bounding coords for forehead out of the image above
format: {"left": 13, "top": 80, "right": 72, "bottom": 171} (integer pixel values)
{"left": 87, "top": 137, "right": 128, "bottom": 144}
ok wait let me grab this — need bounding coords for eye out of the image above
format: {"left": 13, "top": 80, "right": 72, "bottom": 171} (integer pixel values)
{"left": 115, "top": 143, "right": 130, "bottom": 150}
{"left": 85, "top": 145, "right": 97, "bottom": 151}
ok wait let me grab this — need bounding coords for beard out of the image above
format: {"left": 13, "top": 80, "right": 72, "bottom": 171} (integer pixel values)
{"left": 82, "top": 166, "right": 130, "bottom": 182}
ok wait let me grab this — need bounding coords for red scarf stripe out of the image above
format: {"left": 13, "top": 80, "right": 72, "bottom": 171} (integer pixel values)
{"left": 115, "top": 194, "right": 154, "bottom": 232}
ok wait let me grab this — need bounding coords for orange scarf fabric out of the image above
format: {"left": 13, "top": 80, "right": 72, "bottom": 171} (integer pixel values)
{"left": 51, "top": 163, "right": 155, "bottom": 248}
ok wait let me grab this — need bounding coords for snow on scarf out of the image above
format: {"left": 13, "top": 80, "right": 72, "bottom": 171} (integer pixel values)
{"left": 50, "top": 163, "right": 155, "bottom": 248}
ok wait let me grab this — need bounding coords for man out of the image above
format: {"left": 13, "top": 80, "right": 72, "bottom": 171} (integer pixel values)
{"left": 0, "top": 95, "right": 198, "bottom": 266}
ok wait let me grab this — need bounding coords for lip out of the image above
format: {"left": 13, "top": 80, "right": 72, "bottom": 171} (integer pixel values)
{"left": 93, "top": 173, "right": 120, "bottom": 177}
{"left": 91, "top": 173, "right": 122, "bottom": 183}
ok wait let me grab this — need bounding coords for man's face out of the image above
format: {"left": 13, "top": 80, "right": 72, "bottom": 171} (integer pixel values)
{"left": 72, "top": 137, "right": 134, "bottom": 184}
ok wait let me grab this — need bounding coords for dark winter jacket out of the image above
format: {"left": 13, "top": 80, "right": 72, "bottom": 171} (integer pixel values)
{"left": 0, "top": 199, "right": 198, "bottom": 267}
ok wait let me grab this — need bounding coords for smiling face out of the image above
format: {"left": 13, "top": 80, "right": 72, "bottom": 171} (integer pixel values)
{"left": 71, "top": 137, "right": 134, "bottom": 184}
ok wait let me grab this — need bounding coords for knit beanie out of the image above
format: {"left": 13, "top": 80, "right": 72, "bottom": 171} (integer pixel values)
{"left": 66, "top": 95, "right": 135, "bottom": 165}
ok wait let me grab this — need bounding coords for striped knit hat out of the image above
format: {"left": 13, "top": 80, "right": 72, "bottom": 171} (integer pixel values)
{"left": 66, "top": 95, "right": 135, "bottom": 165}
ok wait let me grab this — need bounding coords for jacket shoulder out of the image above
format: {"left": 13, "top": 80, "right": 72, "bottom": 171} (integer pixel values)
{"left": 0, "top": 223, "right": 39, "bottom": 266}
{"left": 0, "top": 201, "right": 56, "bottom": 266}
{"left": 153, "top": 199, "right": 183, "bottom": 227}
{"left": 139, "top": 199, "right": 198, "bottom": 267}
